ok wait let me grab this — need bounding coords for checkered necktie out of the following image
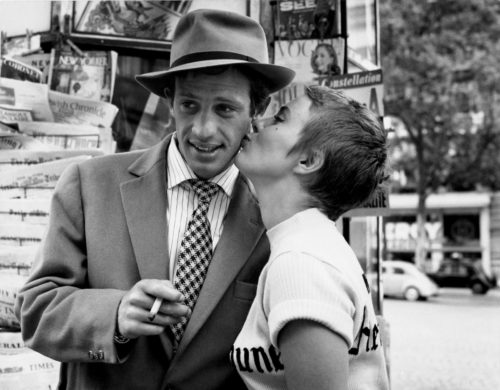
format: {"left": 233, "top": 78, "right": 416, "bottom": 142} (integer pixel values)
{"left": 171, "top": 179, "right": 220, "bottom": 344}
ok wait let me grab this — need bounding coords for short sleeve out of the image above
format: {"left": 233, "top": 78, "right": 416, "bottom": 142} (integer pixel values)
{"left": 263, "top": 252, "right": 357, "bottom": 348}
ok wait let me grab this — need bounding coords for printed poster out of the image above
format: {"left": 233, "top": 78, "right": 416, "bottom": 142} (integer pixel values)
{"left": 74, "top": 1, "right": 192, "bottom": 41}
{"left": 274, "top": 38, "right": 345, "bottom": 84}
{"left": 276, "top": 0, "right": 339, "bottom": 40}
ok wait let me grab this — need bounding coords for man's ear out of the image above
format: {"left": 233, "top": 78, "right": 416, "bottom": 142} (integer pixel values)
{"left": 293, "top": 149, "right": 324, "bottom": 175}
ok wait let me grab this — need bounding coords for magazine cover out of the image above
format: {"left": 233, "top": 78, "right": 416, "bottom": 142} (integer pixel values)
{"left": 267, "top": 37, "right": 345, "bottom": 115}
{"left": 13, "top": 52, "right": 52, "bottom": 83}
{"left": 274, "top": 38, "right": 345, "bottom": 84}
{"left": 276, "top": 0, "right": 339, "bottom": 40}
{"left": 74, "top": 1, "right": 192, "bottom": 41}
{"left": 47, "top": 49, "right": 117, "bottom": 102}
{"left": 0, "top": 57, "right": 43, "bottom": 83}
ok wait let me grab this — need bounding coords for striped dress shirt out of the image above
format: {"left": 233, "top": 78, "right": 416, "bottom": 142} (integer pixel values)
{"left": 166, "top": 135, "right": 239, "bottom": 280}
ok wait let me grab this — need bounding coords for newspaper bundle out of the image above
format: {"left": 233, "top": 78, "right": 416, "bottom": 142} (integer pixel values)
{"left": 0, "top": 330, "right": 25, "bottom": 354}
{"left": 0, "top": 36, "right": 120, "bottom": 383}
{"left": 0, "top": 245, "right": 38, "bottom": 274}
{"left": 0, "top": 77, "right": 54, "bottom": 122}
{"left": 48, "top": 90, "right": 118, "bottom": 128}
{"left": 0, "top": 133, "right": 58, "bottom": 151}
{"left": 0, "top": 120, "right": 16, "bottom": 134}
{"left": 0, "top": 155, "right": 91, "bottom": 199}
{"left": 48, "top": 48, "right": 117, "bottom": 102}
{"left": 0, "top": 224, "right": 46, "bottom": 247}
{"left": 0, "top": 106, "right": 32, "bottom": 124}
{"left": 17, "top": 121, "right": 114, "bottom": 153}
{"left": 0, "top": 148, "right": 104, "bottom": 173}
{"left": 0, "top": 272, "right": 26, "bottom": 328}
{"left": 0, "top": 347, "right": 60, "bottom": 390}
{"left": 0, "top": 199, "right": 50, "bottom": 225}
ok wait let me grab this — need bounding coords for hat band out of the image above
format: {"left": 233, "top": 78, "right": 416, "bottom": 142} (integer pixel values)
{"left": 170, "top": 51, "right": 260, "bottom": 68}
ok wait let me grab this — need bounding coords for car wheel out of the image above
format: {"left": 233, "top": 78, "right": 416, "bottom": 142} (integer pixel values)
{"left": 404, "top": 287, "right": 420, "bottom": 301}
{"left": 471, "top": 282, "right": 487, "bottom": 295}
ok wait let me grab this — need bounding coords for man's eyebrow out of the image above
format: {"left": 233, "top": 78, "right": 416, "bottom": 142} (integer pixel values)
{"left": 176, "top": 90, "right": 197, "bottom": 98}
{"left": 176, "top": 92, "right": 245, "bottom": 107}
{"left": 215, "top": 97, "right": 245, "bottom": 106}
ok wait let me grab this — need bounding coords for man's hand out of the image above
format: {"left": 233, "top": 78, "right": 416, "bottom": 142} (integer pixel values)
{"left": 117, "top": 279, "right": 190, "bottom": 339}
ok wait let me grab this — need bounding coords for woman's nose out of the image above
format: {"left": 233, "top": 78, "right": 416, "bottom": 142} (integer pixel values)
{"left": 252, "top": 117, "right": 274, "bottom": 132}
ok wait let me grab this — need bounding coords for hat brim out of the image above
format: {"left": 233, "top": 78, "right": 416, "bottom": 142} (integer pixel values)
{"left": 135, "top": 59, "right": 295, "bottom": 96}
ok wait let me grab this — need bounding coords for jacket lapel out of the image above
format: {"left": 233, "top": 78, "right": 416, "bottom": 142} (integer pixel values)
{"left": 175, "top": 175, "right": 265, "bottom": 355}
{"left": 120, "top": 137, "right": 170, "bottom": 281}
{"left": 121, "top": 137, "right": 174, "bottom": 359}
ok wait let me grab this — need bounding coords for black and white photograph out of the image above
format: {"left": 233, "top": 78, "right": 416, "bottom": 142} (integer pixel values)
{"left": 0, "top": 1, "right": 499, "bottom": 390}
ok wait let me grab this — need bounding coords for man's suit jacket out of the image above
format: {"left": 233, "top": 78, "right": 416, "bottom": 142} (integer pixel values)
{"left": 15, "top": 135, "right": 270, "bottom": 390}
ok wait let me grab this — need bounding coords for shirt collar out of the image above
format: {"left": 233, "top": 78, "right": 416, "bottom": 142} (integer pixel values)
{"left": 166, "top": 134, "right": 239, "bottom": 197}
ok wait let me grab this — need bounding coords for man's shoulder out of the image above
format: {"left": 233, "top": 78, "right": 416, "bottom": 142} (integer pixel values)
{"left": 80, "top": 135, "right": 170, "bottom": 175}
{"left": 80, "top": 148, "right": 146, "bottom": 172}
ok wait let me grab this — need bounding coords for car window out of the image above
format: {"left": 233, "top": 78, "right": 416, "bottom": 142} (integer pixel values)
{"left": 455, "top": 264, "right": 468, "bottom": 276}
{"left": 440, "top": 262, "right": 468, "bottom": 276}
{"left": 393, "top": 267, "right": 405, "bottom": 275}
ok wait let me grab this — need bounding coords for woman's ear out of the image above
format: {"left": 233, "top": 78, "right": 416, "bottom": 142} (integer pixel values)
{"left": 293, "top": 149, "right": 324, "bottom": 175}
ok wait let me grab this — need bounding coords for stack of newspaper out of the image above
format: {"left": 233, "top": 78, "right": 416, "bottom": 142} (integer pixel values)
{"left": 0, "top": 43, "right": 118, "bottom": 271}
{"left": 1, "top": 38, "right": 120, "bottom": 389}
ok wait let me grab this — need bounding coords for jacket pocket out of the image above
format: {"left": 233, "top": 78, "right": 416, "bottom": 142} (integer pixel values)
{"left": 233, "top": 281, "right": 257, "bottom": 302}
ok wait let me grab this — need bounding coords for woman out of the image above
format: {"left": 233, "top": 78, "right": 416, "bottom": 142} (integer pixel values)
{"left": 232, "top": 86, "right": 390, "bottom": 390}
{"left": 311, "top": 43, "right": 341, "bottom": 76}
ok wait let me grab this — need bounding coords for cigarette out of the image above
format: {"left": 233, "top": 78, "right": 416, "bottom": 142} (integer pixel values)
{"left": 148, "top": 297, "right": 162, "bottom": 321}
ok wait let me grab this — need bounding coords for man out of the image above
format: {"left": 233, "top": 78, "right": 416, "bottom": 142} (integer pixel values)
{"left": 15, "top": 9, "right": 294, "bottom": 390}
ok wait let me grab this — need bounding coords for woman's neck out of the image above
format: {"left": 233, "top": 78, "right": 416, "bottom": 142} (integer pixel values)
{"left": 252, "top": 177, "right": 310, "bottom": 230}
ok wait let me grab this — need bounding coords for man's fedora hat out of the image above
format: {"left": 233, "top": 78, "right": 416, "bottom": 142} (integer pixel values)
{"left": 136, "top": 9, "right": 295, "bottom": 95}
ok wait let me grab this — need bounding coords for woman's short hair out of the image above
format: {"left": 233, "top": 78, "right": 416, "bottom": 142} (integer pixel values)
{"left": 290, "top": 85, "right": 388, "bottom": 220}
{"left": 163, "top": 65, "right": 271, "bottom": 117}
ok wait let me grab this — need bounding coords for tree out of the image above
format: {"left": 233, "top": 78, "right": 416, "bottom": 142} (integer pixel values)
{"left": 380, "top": 0, "right": 500, "bottom": 268}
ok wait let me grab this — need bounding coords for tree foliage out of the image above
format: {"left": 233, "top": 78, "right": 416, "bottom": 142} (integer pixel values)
{"left": 381, "top": 0, "right": 500, "bottom": 192}
{"left": 380, "top": 0, "right": 500, "bottom": 267}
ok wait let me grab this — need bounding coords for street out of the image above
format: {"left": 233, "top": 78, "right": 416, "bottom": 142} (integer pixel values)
{"left": 383, "top": 287, "right": 500, "bottom": 390}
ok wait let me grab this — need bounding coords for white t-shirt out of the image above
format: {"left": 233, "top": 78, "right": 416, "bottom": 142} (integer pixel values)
{"left": 231, "top": 208, "right": 389, "bottom": 390}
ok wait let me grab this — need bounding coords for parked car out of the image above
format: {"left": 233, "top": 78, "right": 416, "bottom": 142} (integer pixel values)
{"left": 426, "top": 259, "right": 497, "bottom": 294}
{"left": 382, "top": 260, "right": 440, "bottom": 301}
